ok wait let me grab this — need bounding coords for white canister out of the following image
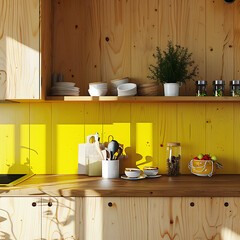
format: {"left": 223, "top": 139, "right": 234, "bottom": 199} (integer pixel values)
{"left": 102, "top": 160, "right": 119, "bottom": 178}
{"left": 164, "top": 83, "right": 180, "bottom": 96}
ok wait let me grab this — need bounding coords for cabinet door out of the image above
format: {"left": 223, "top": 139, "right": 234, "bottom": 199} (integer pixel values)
{"left": 83, "top": 197, "right": 148, "bottom": 240}
{"left": 42, "top": 197, "right": 83, "bottom": 240}
{"left": 148, "top": 197, "right": 240, "bottom": 240}
{"left": 0, "top": 197, "right": 41, "bottom": 240}
{"left": 0, "top": 0, "right": 40, "bottom": 99}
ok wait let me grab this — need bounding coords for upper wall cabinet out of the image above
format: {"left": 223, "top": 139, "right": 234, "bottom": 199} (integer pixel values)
{"left": 0, "top": 0, "right": 40, "bottom": 99}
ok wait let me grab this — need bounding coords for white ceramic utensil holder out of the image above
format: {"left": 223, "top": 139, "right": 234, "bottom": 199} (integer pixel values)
{"left": 102, "top": 160, "right": 119, "bottom": 178}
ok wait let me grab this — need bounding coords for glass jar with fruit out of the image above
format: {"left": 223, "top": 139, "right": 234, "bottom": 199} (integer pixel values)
{"left": 230, "top": 81, "right": 240, "bottom": 97}
{"left": 196, "top": 80, "right": 207, "bottom": 96}
{"left": 166, "top": 142, "right": 181, "bottom": 176}
{"left": 213, "top": 80, "right": 225, "bottom": 97}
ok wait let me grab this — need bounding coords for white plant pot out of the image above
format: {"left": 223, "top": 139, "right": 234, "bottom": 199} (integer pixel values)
{"left": 164, "top": 83, "right": 180, "bottom": 96}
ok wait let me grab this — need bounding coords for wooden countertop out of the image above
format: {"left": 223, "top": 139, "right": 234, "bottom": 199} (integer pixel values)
{"left": 0, "top": 174, "right": 240, "bottom": 197}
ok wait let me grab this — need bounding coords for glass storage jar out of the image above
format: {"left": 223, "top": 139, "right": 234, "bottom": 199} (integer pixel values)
{"left": 195, "top": 80, "right": 207, "bottom": 96}
{"left": 230, "top": 81, "right": 240, "bottom": 97}
{"left": 213, "top": 80, "right": 225, "bottom": 97}
{"left": 167, "top": 142, "right": 181, "bottom": 176}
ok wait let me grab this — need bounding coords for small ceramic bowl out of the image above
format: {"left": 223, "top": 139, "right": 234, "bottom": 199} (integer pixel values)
{"left": 143, "top": 167, "right": 159, "bottom": 176}
{"left": 89, "top": 82, "right": 108, "bottom": 90}
{"left": 125, "top": 168, "right": 141, "bottom": 178}
{"left": 110, "top": 77, "right": 129, "bottom": 95}
{"left": 117, "top": 83, "right": 137, "bottom": 96}
{"left": 88, "top": 88, "right": 108, "bottom": 96}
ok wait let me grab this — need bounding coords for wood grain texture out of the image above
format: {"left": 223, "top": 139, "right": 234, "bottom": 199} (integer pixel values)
{"left": 42, "top": 197, "right": 82, "bottom": 240}
{"left": 158, "top": 0, "right": 205, "bottom": 96}
{"left": 3, "top": 174, "right": 240, "bottom": 197}
{"left": 206, "top": 0, "right": 234, "bottom": 95}
{"left": 177, "top": 103, "right": 206, "bottom": 174}
{"left": 148, "top": 197, "right": 240, "bottom": 240}
{"left": 0, "top": 0, "right": 40, "bottom": 99}
{"left": 0, "top": 103, "right": 30, "bottom": 174}
{"left": 158, "top": 103, "right": 177, "bottom": 173}
{"left": 130, "top": 103, "right": 159, "bottom": 170}
{"left": 30, "top": 103, "right": 52, "bottom": 174}
{"left": 52, "top": 103, "right": 85, "bottom": 174}
{"left": 41, "top": 0, "right": 52, "bottom": 99}
{"left": 206, "top": 103, "right": 234, "bottom": 174}
{"left": 0, "top": 197, "right": 41, "bottom": 239}
{"left": 100, "top": 0, "right": 130, "bottom": 83}
{"left": 234, "top": 1, "right": 240, "bottom": 80}
{"left": 131, "top": 0, "right": 159, "bottom": 85}
{"left": 102, "top": 197, "right": 148, "bottom": 240}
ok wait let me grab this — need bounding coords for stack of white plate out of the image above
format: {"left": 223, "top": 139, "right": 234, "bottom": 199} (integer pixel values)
{"left": 88, "top": 82, "right": 108, "bottom": 96}
{"left": 110, "top": 78, "right": 129, "bottom": 96}
{"left": 50, "top": 82, "right": 80, "bottom": 96}
{"left": 117, "top": 83, "right": 137, "bottom": 96}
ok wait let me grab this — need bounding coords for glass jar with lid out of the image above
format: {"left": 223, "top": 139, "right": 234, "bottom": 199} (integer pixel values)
{"left": 166, "top": 142, "right": 181, "bottom": 176}
{"left": 213, "top": 80, "right": 225, "bottom": 97}
{"left": 230, "top": 81, "right": 240, "bottom": 97}
{"left": 196, "top": 80, "right": 207, "bottom": 96}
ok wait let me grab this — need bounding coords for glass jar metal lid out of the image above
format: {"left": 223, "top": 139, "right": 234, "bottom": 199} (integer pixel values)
{"left": 230, "top": 80, "right": 240, "bottom": 85}
{"left": 196, "top": 80, "right": 207, "bottom": 85}
{"left": 167, "top": 142, "right": 180, "bottom": 147}
{"left": 213, "top": 80, "right": 225, "bottom": 85}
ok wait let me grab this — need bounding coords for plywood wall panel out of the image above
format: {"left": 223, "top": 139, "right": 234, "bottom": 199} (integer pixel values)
{"left": 52, "top": 103, "right": 85, "bottom": 174}
{"left": 30, "top": 103, "right": 52, "bottom": 174}
{"left": 206, "top": 0, "right": 234, "bottom": 95}
{"left": 130, "top": 103, "right": 159, "bottom": 169}
{"left": 206, "top": 103, "right": 234, "bottom": 174}
{"left": 158, "top": 103, "right": 177, "bottom": 174}
{"left": 177, "top": 103, "right": 206, "bottom": 174}
{"left": 0, "top": 103, "right": 30, "bottom": 174}
{"left": 100, "top": 0, "right": 131, "bottom": 83}
{"left": 234, "top": 1, "right": 240, "bottom": 80}
{"left": 131, "top": 0, "right": 159, "bottom": 85}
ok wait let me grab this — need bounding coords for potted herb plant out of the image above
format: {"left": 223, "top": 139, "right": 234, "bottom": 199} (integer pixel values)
{"left": 148, "top": 41, "right": 198, "bottom": 96}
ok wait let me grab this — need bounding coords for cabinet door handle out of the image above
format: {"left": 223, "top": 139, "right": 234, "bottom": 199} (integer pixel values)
{"left": 108, "top": 202, "right": 113, "bottom": 207}
{"left": 48, "top": 202, "right": 53, "bottom": 207}
{"left": 32, "top": 202, "right": 37, "bottom": 207}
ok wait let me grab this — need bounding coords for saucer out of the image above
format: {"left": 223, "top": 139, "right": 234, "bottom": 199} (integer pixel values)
{"left": 146, "top": 174, "right": 162, "bottom": 178}
{"left": 121, "top": 174, "right": 147, "bottom": 180}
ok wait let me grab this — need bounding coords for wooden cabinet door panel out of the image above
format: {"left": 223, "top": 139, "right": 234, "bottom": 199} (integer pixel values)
{"left": 148, "top": 197, "right": 240, "bottom": 240}
{"left": 0, "top": 197, "right": 41, "bottom": 240}
{"left": 0, "top": 0, "right": 40, "bottom": 99}
{"left": 42, "top": 197, "right": 83, "bottom": 240}
{"left": 83, "top": 197, "right": 147, "bottom": 240}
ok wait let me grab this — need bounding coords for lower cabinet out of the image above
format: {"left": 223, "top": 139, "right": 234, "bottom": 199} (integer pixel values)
{"left": 0, "top": 197, "right": 240, "bottom": 240}
{"left": 0, "top": 197, "right": 41, "bottom": 239}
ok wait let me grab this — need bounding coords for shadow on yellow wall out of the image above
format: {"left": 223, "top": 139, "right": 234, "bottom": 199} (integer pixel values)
{"left": 0, "top": 102, "right": 238, "bottom": 174}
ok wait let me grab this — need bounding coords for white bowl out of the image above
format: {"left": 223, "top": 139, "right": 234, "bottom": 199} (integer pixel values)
{"left": 117, "top": 83, "right": 137, "bottom": 96}
{"left": 111, "top": 78, "right": 129, "bottom": 95}
{"left": 89, "top": 82, "right": 108, "bottom": 90}
{"left": 125, "top": 168, "right": 141, "bottom": 178}
{"left": 143, "top": 167, "right": 159, "bottom": 176}
{"left": 88, "top": 88, "right": 108, "bottom": 96}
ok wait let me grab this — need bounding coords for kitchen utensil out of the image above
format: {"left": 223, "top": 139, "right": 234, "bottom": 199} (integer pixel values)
{"left": 121, "top": 174, "right": 146, "bottom": 180}
{"left": 125, "top": 168, "right": 141, "bottom": 178}
{"left": 116, "top": 146, "right": 123, "bottom": 160}
{"left": 102, "top": 160, "right": 119, "bottom": 178}
{"left": 108, "top": 140, "right": 119, "bottom": 160}
{"left": 143, "top": 167, "right": 159, "bottom": 176}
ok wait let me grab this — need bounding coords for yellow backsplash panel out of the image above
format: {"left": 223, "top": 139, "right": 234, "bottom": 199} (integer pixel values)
{"left": 0, "top": 102, "right": 238, "bottom": 174}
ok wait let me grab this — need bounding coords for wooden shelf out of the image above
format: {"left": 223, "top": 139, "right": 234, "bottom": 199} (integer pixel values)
{"left": 44, "top": 96, "right": 240, "bottom": 103}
